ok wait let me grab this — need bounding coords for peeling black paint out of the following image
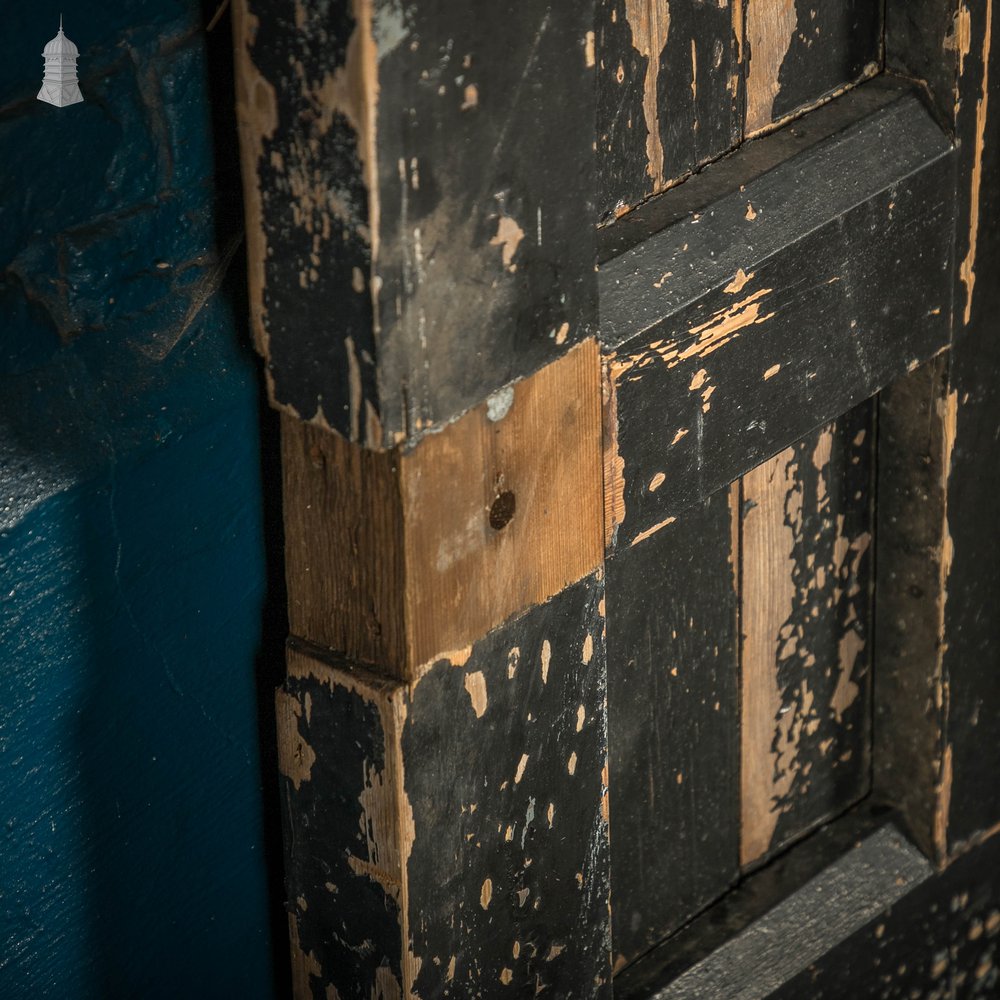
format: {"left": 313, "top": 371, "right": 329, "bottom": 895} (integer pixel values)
{"left": 279, "top": 573, "right": 612, "bottom": 998}
{"left": 771, "top": 1, "right": 882, "bottom": 124}
{"left": 242, "top": 0, "right": 598, "bottom": 446}
{"left": 760, "top": 403, "right": 875, "bottom": 863}
{"left": 596, "top": 0, "right": 742, "bottom": 221}
{"left": 601, "top": 84, "right": 954, "bottom": 547}
{"left": 605, "top": 489, "right": 739, "bottom": 966}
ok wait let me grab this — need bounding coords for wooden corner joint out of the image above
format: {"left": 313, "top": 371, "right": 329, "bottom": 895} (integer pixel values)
{"left": 281, "top": 338, "right": 605, "bottom": 680}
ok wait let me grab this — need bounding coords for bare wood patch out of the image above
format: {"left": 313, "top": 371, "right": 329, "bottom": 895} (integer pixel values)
{"left": 744, "top": 0, "right": 798, "bottom": 133}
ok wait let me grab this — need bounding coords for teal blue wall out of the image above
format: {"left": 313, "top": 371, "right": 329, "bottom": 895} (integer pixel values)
{"left": 1, "top": 3, "right": 281, "bottom": 995}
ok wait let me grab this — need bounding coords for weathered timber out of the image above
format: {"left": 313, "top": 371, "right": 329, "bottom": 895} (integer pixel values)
{"left": 619, "top": 817, "right": 935, "bottom": 1000}
{"left": 744, "top": 0, "right": 882, "bottom": 136}
{"left": 605, "top": 484, "right": 740, "bottom": 969}
{"left": 767, "top": 826, "right": 1000, "bottom": 999}
{"left": 943, "top": 316, "right": 1000, "bottom": 856}
{"left": 598, "top": 78, "right": 906, "bottom": 264}
{"left": 873, "top": 355, "right": 954, "bottom": 864}
{"left": 615, "top": 804, "right": 908, "bottom": 1000}
{"left": 282, "top": 339, "right": 603, "bottom": 678}
{"left": 885, "top": 0, "right": 966, "bottom": 134}
{"left": 234, "top": 0, "right": 598, "bottom": 446}
{"left": 596, "top": 0, "right": 743, "bottom": 221}
{"left": 278, "top": 573, "right": 612, "bottom": 999}
{"left": 614, "top": 811, "right": 1000, "bottom": 999}
{"left": 600, "top": 81, "right": 954, "bottom": 551}
{"left": 741, "top": 405, "right": 874, "bottom": 869}
{"left": 875, "top": 0, "right": 1000, "bottom": 864}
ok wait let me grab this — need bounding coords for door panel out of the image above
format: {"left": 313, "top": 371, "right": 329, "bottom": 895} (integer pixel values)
{"left": 744, "top": 0, "right": 883, "bottom": 135}
{"left": 606, "top": 484, "right": 740, "bottom": 967}
{"left": 741, "top": 402, "right": 874, "bottom": 869}
{"left": 596, "top": 0, "right": 743, "bottom": 219}
{"left": 232, "top": 0, "right": 1000, "bottom": 995}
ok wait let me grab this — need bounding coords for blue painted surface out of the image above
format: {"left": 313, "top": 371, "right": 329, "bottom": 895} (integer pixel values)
{"left": 1, "top": 3, "right": 277, "bottom": 995}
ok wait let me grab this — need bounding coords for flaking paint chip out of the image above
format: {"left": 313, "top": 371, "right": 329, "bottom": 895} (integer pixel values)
{"left": 515, "top": 753, "right": 529, "bottom": 784}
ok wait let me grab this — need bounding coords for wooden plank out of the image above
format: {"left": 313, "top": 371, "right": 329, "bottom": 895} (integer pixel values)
{"left": 875, "top": 0, "right": 1000, "bottom": 864}
{"left": 744, "top": 0, "right": 882, "bottom": 136}
{"left": 612, "top": 806, "right": 896, "bottom": 998}
{"left": 282, "top": 339, "right": 603, "bottom": 679}
{"left": 943, "top": 323, "right": 1000, "bottom": 856}
{"left": 598, "top": 78, "right": 906, "bottom": 264}
{"left": 619, "top": 809, "right": 1000, "bottom": 999}
{"left": 766, "top": 828, "right": 1000, "bottom": 999}
{"left": 874, "top": 310, "right": 1000, "bottom": 861}
{"left": 886, "top": 0, "right": 960, "bottom": 128}
{"left": 647, "top": 824, "right": 931, "bottom": 1000}
{"left": 600, "top": 81, "right": 950, "bottom": 349}
{"left": 278, "top": 573, "right": 612, "bottom": 998}
{"left": 596, "top": 0, "right": 743, "bottom": 221}
{"left": 929, "top": 0, "right": 1000, "bottom": 859}
{"left": 741, "top": 404, "right": 874, "bottom": 869}
{"left": 600, "top": 83, "right": 953, "bottom": 550}
{"left": 234, "top": 0, "right": 598, "bottom": 446}
{"left": 605, "top": 485, "right": 740, "bottom": 969}
{"left": 281, "top": 413, "right": 407, "bottom": 673}
{"left": 873, "top": 356, "right": 953, "bottom": 863}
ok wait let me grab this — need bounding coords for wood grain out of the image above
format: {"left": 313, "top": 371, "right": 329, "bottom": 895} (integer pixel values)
{"left": 401, "top": 340, "right": 603, "bottom": 672}
{"left": 283, "top": 340, "right": 603, "bottom": 679}
{"left": 234, "top": 0, "right": 599, "bottom": 445}
{"left": 744, "top": 0, "right": 882, "bottom": 137}
{"left": 745, "top": 0, "right": 798, "bottom": 133}
{"left": 605, "top": 486, "right": 740, "bottom": 967}
{"left": 741, "top": 407, "right": 874, "bottom": 869}
{"left": 282, "top": 413, "right": 406, "bottom": 674}
{"left": 597, "top": 0, "right": 743, "bottom": 220}
{"left": 280, "top": 573, "right": 612, "bottom": 998}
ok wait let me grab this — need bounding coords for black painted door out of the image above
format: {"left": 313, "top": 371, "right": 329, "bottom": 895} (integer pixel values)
{"left": 599, "top": 3, "right": 1000, "bottom": 997}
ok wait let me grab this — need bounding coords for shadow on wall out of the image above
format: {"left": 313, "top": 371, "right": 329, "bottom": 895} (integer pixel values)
{"left": 0, "top": 2, "right": 289, "bottom": 996}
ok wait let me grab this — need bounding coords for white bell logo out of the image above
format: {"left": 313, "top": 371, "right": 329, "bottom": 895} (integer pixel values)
{"left": 37, "top": 15, "right": 84, "bottom": 108}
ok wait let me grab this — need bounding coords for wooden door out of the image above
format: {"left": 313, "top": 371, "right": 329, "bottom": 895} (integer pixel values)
{"left": 233, "top": 1, "right": 1000, "bottom": 996}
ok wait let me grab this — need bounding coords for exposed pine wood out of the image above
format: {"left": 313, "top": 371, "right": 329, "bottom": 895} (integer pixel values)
{"left": 744, "top": 0, "right": 798, "bottom": 133}
{"left": 744, "top": 0, "right": 882, "bottom": 137}
{"left": 283, "top": 339, "right": 603, "bottom": 679}
{"left": 282, "top": 413, "right": 406, "bottom": 674}
{"left": 741, "top": 408, "right": 874, "bottom": 869}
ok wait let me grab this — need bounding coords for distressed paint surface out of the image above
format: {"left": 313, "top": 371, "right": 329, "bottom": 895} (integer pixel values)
{"left": 741, "top": 406, "right": 874, "bottom": 868}
{"left": 874, "top": 357, "right": 955, "bottom": 864}
{"left": 605, "top": 486, "right": 739, "bottom": 967}
{"left": 234, "top": 0, "right": 378, "bottom": 437}
{"left": 876, "top": 0, "right": 1000, "bottom": 866}
{"left": 600, "top": 86, "right": 953, "bottom": 549}
{"left": 770, "top": 829, "right": 1000, "bottom": 998}
{"left": 745, "top": 0, "right": 882, "bottom": 136}
{"left": 236, "top": 0, "right": 599, "bottom": 445}
{"left": 958, "top": 0, "right": 993, "bottom": 326}
{"left": 279, "top": 574, "right": 611, "bottom": 998}
{"left": 597, "top": 0, "right": 743, "bottom": 220}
